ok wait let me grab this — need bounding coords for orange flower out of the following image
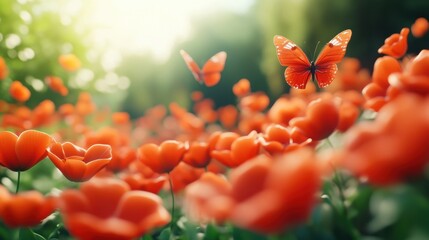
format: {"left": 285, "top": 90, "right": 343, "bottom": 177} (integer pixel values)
{"left": 138, "top": 140, "right": 187, "bottom": 173}
{"left": 0, "top": 186, "right": 56, "bottom": 228}
{"left": 372, "top": 56, "right": 402, "bottom": 89}
{"left": 388, "top": 50, "right": 429, "bottom": 95}
{"left": 211, "top": 132, "right": 260, "bottom": 168}
{"left": 337, "top": 101, "right": 359, "bottom": 132}
{"left": 76, "top": 92, "right": 96, "bottom": 116}
{"left": 9, "top": 81, "right": 31, "bottom": 102}
{"left": 218, "top": 105, "right": 238, "bottom": 129}
{"left": 290, "top": 97, "right": 339, "bottom": 140}
{"left": 183, "top": 141, "right": 211, "bottom": 168}
{"left": 169, "top": 162, "right": 205, "bottom": 192}
{"left": 260, "top": 124, "right": 291, "bottom": 155}
{"left": 0, "top": 130, "right": 52, "bottom": 171}
{"left": 112, "top": 112, "right": 131, "bottom": 125}
{"left": 47, "top": 142, "right": 112, "bottom": 182}
{"left": 268, "top": 97, "right": 306, "bottom": 126}
{"left": 240, "top": 92, "right": 270, "bottom": 112}
{"left": 59, "top": 178, "right": 170, "bottom": 240}
{"left": 184, "top": 172, "right": 233, "bottom": 223}
{"left": 59, "top": 53, "right": 81, "bottom": 72}
{"left": 45, "top": 76, "right": 68, "bottom": 96}
{"left": 233, "top": 78, "right": 251, "bottom": 97}
{"left": 0, "top": 57, "right": 8, "bottom": 80}
{"left": 411, "top": 17, "right": 429, "bottom": 38}
{"left": 340, "top": 94, "right": 429, "bottom": 186}
{"left": 230, "top": 150, "right": 321, "bottom": 234}
{"left": 378, "top": 28, "right": 409, "bottom": 58}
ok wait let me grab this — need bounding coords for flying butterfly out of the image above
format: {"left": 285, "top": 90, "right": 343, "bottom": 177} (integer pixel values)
{"left": 273, "top": 29, "right": 352, "bottom": 89}
{"left": 180, "top": 50, "right": 227, "bottom": 87}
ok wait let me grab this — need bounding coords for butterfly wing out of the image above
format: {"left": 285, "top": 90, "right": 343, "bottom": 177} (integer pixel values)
{"left": 201, "top": 51, "right": 227, "bottom": 87}
{"left": 314, "top": 29, "right": 352, "bottom": 87}
{"left": 180, "top": 50, "right": 202, "bottom": 83}
{"left": 273, "top": 35, "right": 311, "bottom": 89}
{"left": 285, "top": 66, "right": 312, "bottom": 89}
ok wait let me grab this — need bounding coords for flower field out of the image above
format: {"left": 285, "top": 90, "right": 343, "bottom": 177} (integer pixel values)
{"left": 1, "top": 2, "right": 429, "bottom": 239}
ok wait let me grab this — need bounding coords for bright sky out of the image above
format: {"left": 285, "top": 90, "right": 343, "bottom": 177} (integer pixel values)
{"left": 76, "top": 0, "right": 255, "bottom": 62}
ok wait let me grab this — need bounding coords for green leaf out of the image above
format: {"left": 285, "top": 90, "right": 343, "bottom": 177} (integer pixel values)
{"left": 159, "top": 228, "right": 171, "bottom": 240}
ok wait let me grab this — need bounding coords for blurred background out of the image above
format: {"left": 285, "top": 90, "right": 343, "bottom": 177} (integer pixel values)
{"left": 0, "top": 0, "right": 428, "bottom": 117}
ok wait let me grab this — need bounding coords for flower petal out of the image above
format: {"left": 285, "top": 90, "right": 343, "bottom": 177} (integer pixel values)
{"left": 83, "top": 144, "right": 112, "bottom": 163}
{"left": 0, "top": 131, "right": 19, "bottom": 171}
{"left": 15, "top": 130, "right": 52, "bottom": 171}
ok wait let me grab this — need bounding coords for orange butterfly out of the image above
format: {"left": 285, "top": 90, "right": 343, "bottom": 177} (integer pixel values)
{"left": 274, "top": 29, "right": 352, "bottom": 89}
{"left": 180, "top": 50, "right": 227, "bottom": 87}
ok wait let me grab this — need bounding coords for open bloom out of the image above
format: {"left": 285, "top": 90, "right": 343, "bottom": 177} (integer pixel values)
{"left": 138, "top": 140, "right": 187, "bottom": 173}
{"left": 0, "top": 130, "right": 52, "bottom": 171}
{"left": 59, "top": 178, "right": 170, "bottom": 240}
{"left": 0, "top": 186, "right": 56, "bottom": 228}
{"left": 378, "top": 28, "right": 409, "bottom": 58}
{"left": 47, "top": 142, "right": 112, "bottom": 182}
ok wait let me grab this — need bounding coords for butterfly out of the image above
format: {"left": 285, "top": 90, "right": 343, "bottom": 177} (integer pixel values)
{"left": 180, "top": 50, "right": 227, "bottom": 87}
{"left": 273, "top": 29, "right": 352, "bottom": 89}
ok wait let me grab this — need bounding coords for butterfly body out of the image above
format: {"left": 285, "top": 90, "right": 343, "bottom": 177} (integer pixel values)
{"left": 180, "top": 50, "right": 227, "bottom": 87}
{"left": 274, "top": 29, "right": 352, "bottom": 89}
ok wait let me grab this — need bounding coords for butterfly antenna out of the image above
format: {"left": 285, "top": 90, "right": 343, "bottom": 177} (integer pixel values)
{"left": 312, "top": 41, "right": 321, "bottom": 61}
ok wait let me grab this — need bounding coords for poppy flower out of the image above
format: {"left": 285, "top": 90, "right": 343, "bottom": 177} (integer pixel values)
{"left": 230, "top": 149, "right": 322, "bottom": 234}
{"left": 184, "top": 172, "right": 233, "bottom": 223}
{"left": 378, "top": 28, "right": 409, "bottom": 58}
{"left": 169, "top": 162, "right": 205, "bottom": 192}
{"left": 9, "top": 81, "right": 31, "bottom": 102}
{"left": 182, "top": 141, "right": 211, "bottom": 168}
{"left": 45, "top": 76, "right": 68, "bottom": 96}
{"left": 0, "top": 186, "right": 56, "bottom": 228}
{"left": 340, "top": 94, "right": 429, "bottom": 186}
{"left": 372, "top": 56, "right": 402, "bottom": 89}
{"left": 210, "top": 131, "right": 260, "bottom": 168}
{"left": 47, "top": 142, "right": 112, "bottom": 182}
{"left": 0, "top": 130, "right": 52, "bottom": 171}
{"left": 268, "top": 97, "right": 306, "bottom": 126}
{"left": 59, "top": 53, "right": 81, "bottom": 72}
{"left": 260, "top": 124, "right": 291, "bottom": 155}
{"left": 59, "top": 178, "right": 170, "bottom": 240}
{"left": 218, "top": 105, "right": 238, "bottom": 129}
{"left": 138, "top": 140, "right": 187, "bottom": 174}
{"left": 240, "top": 92, "right": 270, "bottom": 112}
{"left": 411, "top": 17, "right": 428, "bottom": 38}
{"left": 112, "top": 112, "right": 131, "bottom": 125}
{"left": 233, "top": 78, "right": 251, "bottom": 97}
{"left": 290, "top": 97, "right": 339, "bottom": 141}
{"left": 388, "top": 49, "right": 429, "bottom": 95}
{"left": 337, "top": 101, "right": 360, "bottom": 132}
{"left": 0, "top": 57, "right": 8, "bottom": 80}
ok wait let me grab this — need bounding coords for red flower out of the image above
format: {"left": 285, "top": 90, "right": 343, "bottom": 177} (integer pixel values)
{"left": 340, "top": 94, "right": 429, "bottom": 186}
{"left": 378, "top": 28, "right": 409, "bottom": 58}
{"left": 138, "top": 140, "right": 187, "bottom": 173}
{"left": 0, "top": 130, "right": 52, "bottom": 171}
{"left": 183, "top": 141, "right": 211, "bottom": 168}
{"left": 0, "top": 186, "right": 56, "bottom": 228}
{"left": 59, "top": 178, "right": 170, "bottom": 240}
{"left": 211, "top": 132, "right": 260, "bottom": 168}
{"left": 290, "top": 97, "right": 339, "bottom": 141}
{"left": 47, "top": 142, "right": 112, "bottom": 182}
{"left": 233, "top": 78, "right": 251, "bottom": 97}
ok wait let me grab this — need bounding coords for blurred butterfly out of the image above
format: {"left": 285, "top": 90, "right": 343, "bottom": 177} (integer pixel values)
{"left": 273, "top": 29, "right": 352, "bottom": 89}
{"left": 180, "top": 50, "right": 227, "bottom": 87}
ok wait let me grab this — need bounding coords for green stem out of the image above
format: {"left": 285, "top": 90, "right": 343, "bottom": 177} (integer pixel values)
{"left": 326, "top": 137, "right": 334, "bottom": 149}
{"left": 15, "top": 171, "right": 21, "bottom": 194}
{"left": 168, "top": 174, "right": 175, "bottom": 233}
{"left": 333, "top": 169, "right": 348, "bottom": 218}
